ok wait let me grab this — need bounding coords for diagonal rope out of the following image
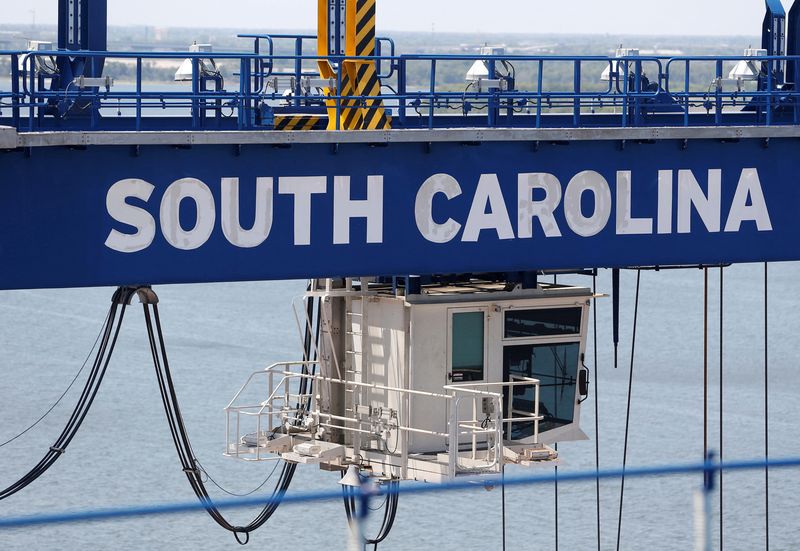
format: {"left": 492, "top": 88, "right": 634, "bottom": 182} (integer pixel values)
{"left": 0, "top": 287, "right": 134, "bottom": 501}
{"left": 0, "top": 309, "right": 110, "bottom": 449}
{"left": 616, "top": 269, "right": 641, "bottom": 551}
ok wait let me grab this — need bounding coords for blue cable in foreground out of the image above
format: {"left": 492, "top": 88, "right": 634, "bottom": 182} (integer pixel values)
{"left": 0, "top": 455, "right": 798, "bottom": 530}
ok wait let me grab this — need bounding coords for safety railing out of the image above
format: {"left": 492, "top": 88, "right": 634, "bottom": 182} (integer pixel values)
{"left": 224, "top": 361, "right": 318, "bottom": 462}
{"left": 443, "top": 378, "right": 542, "bottom": 475}
{"left": 5, "top": 48, "right": 800, "bottom": 132}
{"left": 225, "top": 362, "right": 545, "bottom": 478}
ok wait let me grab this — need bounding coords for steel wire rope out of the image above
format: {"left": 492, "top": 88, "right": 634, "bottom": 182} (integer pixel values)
{"left": 615, "top": 269, "right": 641, "bottom": 551}
{"left": 704, "top": 269, "right": 709, "bottom": 465}
{"left": 0, "top": 286, "right": 135, "bottom": 501}
{"left": 764, "top": 263, "right": 770, "bottom": 549}
{"left": 554, "top": 441, "right": 559, "bottom": 551}
{"left": 719, "top": 267, "right": 724, "bottom": 550}
{"left": 593, "top": 273, "right": 601, "bottom": 551}
{"left": 501, "top": 463, "right": 506, "bottom": 551}
{"left": 0, "top": 307, "right": 110, "bottom": 449}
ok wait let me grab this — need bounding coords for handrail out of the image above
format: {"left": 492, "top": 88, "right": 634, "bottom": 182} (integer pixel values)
{"left": 226, "top": 363, "right": 547, "bottom": 476}
{"left": 7, "top": 49, "right": 800, "bottom": 132}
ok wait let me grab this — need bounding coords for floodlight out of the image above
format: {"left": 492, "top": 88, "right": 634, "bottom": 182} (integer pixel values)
{"left": 728, "top": 48, "right": 767, "bottom": 81}
{"left": 600, "top": 48, "right": 640, "bottom": 82}
{"left": 175, "top": 43, "right": 217, "bottom": 82}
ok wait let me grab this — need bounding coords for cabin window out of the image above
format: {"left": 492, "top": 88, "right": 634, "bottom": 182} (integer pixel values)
{"left": 503, "top": 342, "right": 580, "bottom": 437}
{"left": 504, "top": 308, "right": 582, "bottom": 339}
{"left": 450, "top": 311, "right": 485, "bottom": 382}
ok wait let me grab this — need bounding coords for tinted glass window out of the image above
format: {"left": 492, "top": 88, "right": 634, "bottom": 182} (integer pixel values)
{"left": 451, "top": 312, "right": 485, "bottom": 382}
{"left": 504, "top": 308, "right": 582, "bottom": 338}
{"left": 503, "top": 342, "right": 580, "bottom": 437}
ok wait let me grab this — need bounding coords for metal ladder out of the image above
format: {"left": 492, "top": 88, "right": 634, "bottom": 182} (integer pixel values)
{"left": 344, "top": 278, "right": 370, "bottom": 455}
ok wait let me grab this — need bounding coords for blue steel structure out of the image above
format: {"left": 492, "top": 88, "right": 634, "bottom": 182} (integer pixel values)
{"left": 0, "top": 0, "right": 799, "bottom": 291}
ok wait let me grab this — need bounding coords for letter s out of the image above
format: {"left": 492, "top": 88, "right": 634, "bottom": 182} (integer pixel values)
{"left": 105, "top": 178, "right": 156, "bottom": 253}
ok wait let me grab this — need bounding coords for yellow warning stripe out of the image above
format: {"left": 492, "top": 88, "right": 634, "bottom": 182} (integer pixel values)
{"left": 315, "top": 0, "right": 390, "bottom": 131}
{"left": 351, "top": 0, "right": 390, "bottom": 130}
{"left": 274, "top": 115, "right": 323, "bottom": 131}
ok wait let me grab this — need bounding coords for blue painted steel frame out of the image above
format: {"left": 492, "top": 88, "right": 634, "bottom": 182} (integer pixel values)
{"left": 0, "top": 138, "right": 796, "bottom": 290}
{"left": 6, "top": 48, "right": 800, "bottom": 132}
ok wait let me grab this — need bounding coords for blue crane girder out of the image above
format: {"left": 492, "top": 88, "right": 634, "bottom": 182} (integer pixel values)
{"left": 0, "top": 131, "right": 796, "bottom": 291}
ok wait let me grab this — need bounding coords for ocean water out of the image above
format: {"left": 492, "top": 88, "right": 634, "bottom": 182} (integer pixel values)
{"left": 0, "top": 265, "right": 798, "bottom": 550}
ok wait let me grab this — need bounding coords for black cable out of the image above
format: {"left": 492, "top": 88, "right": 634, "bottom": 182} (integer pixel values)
{"left": 704, "top": 269, "right": 709, "bottom": 463}
{"left": 616, "top": 270, "right": 641, "bottom": 551}
{"left": 0, "top": 286, "right": 135, "bottom": 501}
{"left": 593, "top": 273, "right": 601, "bottom": 551}
{"left": 342, "top": 480, "right": 400, "bottom": 549}
{"left": 195, "top": 458, "right": 281, "bottom": 498}
{"left": 719, "top": 267, "right": 724, "bottom": 551}
{"left": 0, "top": 308, "right": 110, "bottom": 449}
{"left": 501, "top": 464, "right": 506, "bottom": 551}
{"left": 141, "top": 292, "right": 300, "bottom": 543}
{"left": 554, "top": 442, "right": 559, "bottom": 551}
{"left": 764, "top": 263, "right": 770, "bottom": 549}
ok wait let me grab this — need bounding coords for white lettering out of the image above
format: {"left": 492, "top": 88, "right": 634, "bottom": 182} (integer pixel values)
{"left": 415, "top": 174, "right": 463, "bottom": 243}
{"left": 518, "top": 173, "right": 562, "bottom": 238}
{"left": 333, "top": 175, "right": 384, "bottom": 245}
{"left": 564, "top": 171, "right": 612, "bottom": 237}
{"left": 278, "top": 177, "right": 327, "bottom": 246}
{"left": 462, "top": 174, "right": 515, "bottom": 242}
{"left": 221, "top": 177, "right": 274, "bottom": 248}
{"left": 724, "top": 168, "right": 773, "bottom": 232}
{"left": 678, "top": 170, "right": 721, "bottom": 233}
{"left": 616, "top": 171, "right": 653, "bottom": 235}
{"left": 105, "top": 178, "right": 156, "bottom": 253}
{"left": 657, "top": 170, "right": 673, "bottom": 234}
{"left": 160, "top": 178, "right": 216, "bottom": 251}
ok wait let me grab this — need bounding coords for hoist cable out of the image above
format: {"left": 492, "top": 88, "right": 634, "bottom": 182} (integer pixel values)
{"left": 554, "top": 442, "right": 559, "bottom": 551}
{"left": 615, "top": 270, "right": 641, "bottom": 551}
{"left": 0, "top": 309, "right": 110, "bottom": 449}
{"left": 593, "top": 273, "right": 601, "bottom": 551}
{"left": 764, "top": 263, "right": 770, "bottom": 549}
{"left": 0, "top": 286, "right": 135, "bottom": 501}
{"left": 719, "top": 268, "right": 724, "bottom": 551}
{"left": 141, "top": 292, "right": 299, "bottom": 544}
{"left": 501, "top": 464, "right": 506, "bottom": 551}
{"left": 704, "top": 269, "right": 709, "bottom": 462}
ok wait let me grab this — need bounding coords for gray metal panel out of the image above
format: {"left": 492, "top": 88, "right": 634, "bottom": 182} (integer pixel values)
{"left": 10, "top": 125, "right": 800, "bottom": 149}
{"left": 404, "top": 286, "right": 593, "bottom": 305}
{"left": 0, "top": 126, "right": 17, "bottom": 149}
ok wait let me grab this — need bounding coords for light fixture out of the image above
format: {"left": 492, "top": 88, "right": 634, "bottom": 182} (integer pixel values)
{"left": 600, "top": 48, "right": 640, "bottom": 82}
{"left": 339, "top": 465, "right": 363, "bottom": 487}
{"left": 174, "top": 43, "right": 217, "bottom": 82}
{"left": 18, "top": 40, "right": 58, "bottom": 77}
{"left": 728, "top": 48, "right": 766, "bottom": 81}
{"left": 465, "top": 46, "right": 508, "bottom": 92}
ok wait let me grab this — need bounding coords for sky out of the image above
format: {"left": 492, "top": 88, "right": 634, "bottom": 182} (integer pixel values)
{"left": 3, "top": 0, "right": 769, "bottom": 36}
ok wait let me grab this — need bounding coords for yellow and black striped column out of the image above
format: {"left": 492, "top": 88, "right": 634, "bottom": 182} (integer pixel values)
{"left": 315, "top": 0, "right": 389, "bottom": 131}
{"left": 346, "top": 0, "right": 391, "bottom": 130}
{"left": 317, "top": 0, "right": 362, "bottom": 130}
